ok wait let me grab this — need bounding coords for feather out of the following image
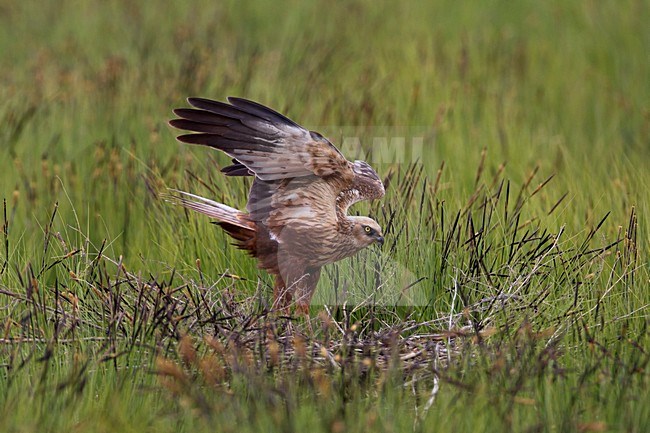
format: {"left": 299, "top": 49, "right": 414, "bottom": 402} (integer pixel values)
{"left": 171, "top": 97, "right": 353, "bottom": 182}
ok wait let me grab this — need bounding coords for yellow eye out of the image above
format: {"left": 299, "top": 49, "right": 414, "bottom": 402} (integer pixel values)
{"left": 364, "top": 226, "right": 372, "bottom": 234}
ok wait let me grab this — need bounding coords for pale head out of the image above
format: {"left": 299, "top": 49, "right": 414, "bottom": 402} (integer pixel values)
{"left": 348, "top": 216, "right": 384, "bottom": 250}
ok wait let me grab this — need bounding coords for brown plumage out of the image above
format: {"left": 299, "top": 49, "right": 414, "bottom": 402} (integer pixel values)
{"left": 168, "top": 97, "right": 385, "bottom": 314}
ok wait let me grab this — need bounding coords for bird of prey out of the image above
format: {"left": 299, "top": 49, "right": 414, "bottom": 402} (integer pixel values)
{"left": 168, "top": 97, "right": 385, "bottom": 314}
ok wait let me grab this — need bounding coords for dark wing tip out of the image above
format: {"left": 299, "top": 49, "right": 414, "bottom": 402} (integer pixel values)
{"left": 175, "top": 133, "right": 209, "bottom": 145}
{"left": 168, "top": 118, "right": 184, "bottom": 129}
{"left": 186, "top": 97, "right": 225, "bottom": 111}
{"left": 227, "top": 97, "right": 302, "bottom": 128}
{"left": 172, "top": 108, "right": 193, "bottom": 117}
{"left": 187, "top": 96, "right": 212, "bottom": 105}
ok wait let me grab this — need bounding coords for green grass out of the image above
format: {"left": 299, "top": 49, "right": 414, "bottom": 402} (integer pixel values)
{"left": 1, "top": 1, "right": 649, "bottom": 432}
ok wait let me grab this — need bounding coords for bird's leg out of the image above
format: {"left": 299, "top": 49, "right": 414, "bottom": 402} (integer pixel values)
{"left": 296, "top": 301, "right": 313, "bottom": 335}
{"left": 278, "top": 266, "right": 320, "bottom": 334}
{"left": 296, "top": 302, "right": 310, "bottom": 317}
{"left": 294, "top": 268, "right": 320, "bottom": 334}
{"left": 273, "top": 275, "right": 292, "bottom": 315}
{"left": 271, "top": 276, "right": 298, "bottom": 335}
{"left": 294, "top": 278, "right": 319, "bottom": 335}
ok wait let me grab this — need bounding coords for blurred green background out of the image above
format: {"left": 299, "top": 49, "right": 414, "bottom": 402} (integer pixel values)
{"left": 2, "top": 1, "right": 648, "bottom": 248}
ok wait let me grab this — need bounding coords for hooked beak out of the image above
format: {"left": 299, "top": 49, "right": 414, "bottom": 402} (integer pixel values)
{"left": 375, "top": 235, "right": 384, "bottom": 246}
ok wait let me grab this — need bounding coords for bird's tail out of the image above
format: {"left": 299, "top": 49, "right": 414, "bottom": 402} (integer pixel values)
{"left": 166, "top": 190, "right": 256, "bottom": 243}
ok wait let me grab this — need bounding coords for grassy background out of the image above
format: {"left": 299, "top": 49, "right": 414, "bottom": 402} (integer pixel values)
{"left": 1, "top": 1, "right": 649, "bottom": 432}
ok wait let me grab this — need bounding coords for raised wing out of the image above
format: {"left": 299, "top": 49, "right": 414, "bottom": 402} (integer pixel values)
{"left": 169, "top": 97, "right": 385, "bottom": 246}
{"left": 169, "top": 97, "right": 354, "bottom": 183}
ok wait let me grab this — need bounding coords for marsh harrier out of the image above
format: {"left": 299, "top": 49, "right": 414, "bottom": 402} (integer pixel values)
{"left": 169, "top": 97, "right": 385, "bottom": 314}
